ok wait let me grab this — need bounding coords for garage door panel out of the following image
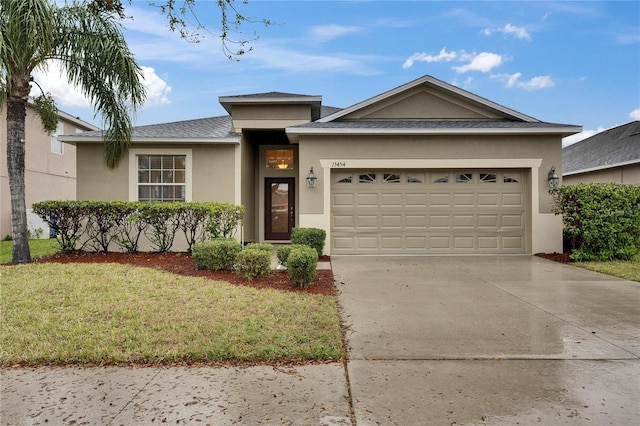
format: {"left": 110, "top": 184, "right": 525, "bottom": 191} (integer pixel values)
{"left": 380, "top": 236, "right": 402, "bottom": 249}
{"left": 381, "top": 215, "right": 403, "bottom": 228}
{"left": 478, "top": 215, "right": 498, "bottom": 228}
{"left": 406, "top": 193, "right": 427, "bottom": 206}
{"left": 331, "top": 169, "right": 527, "bottom": 254}
{"left": 478, "top": 193, "right": 499, "bottom": 206}
{"left": 381, "top": 193, "right": 402, "bottom": 206}
{"left": 502, "top": 193, "right": 523, "bottom": 207}
{"left": 429, "top": 193, "right": 451, "bottom": 207}
{"left": 406, "top": 215, "right": 427, "bottom": 227}
{"left": 429, "top": 215, "right": 450, "bottom": 228}
{"left": 502, "top": 236, "right": 524, "bottom": 250}
{"left": 502, "top": 214, "right": 523, "bottom": 228}
{"left": 357, "top": 193, "right": 378, "bottom": 206}
{"left": 333, "top": 193, "right": 354, "bottom": 207}
{"left": 357, "top": 215, "right": 378, "bottom": 228}
{"left": 453, "top": 193, "right": 474, "bottom": 206}
{"left": 453, "top": 215, "right": 474, "bottom": 228}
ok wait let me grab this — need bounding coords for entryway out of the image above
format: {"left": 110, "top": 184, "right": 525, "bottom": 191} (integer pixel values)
{"left": 265, "top": 177, "right": 295, "bottom": 240}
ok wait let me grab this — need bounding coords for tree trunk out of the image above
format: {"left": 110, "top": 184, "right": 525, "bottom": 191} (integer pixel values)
{"left": 6, "top": 97, "right": 31, "bottom": 263}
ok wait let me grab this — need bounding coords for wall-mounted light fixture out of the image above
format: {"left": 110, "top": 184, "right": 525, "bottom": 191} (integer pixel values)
{"left": 548, "top": 166, "right": 559, "bottom": 189}
{"left": 306, "top": 167, "right": 317, "bottom": 188}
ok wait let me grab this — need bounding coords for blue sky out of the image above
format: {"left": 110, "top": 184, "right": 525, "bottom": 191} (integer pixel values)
{"left": 36, "top": 1, "right": 640, "bottom": 145}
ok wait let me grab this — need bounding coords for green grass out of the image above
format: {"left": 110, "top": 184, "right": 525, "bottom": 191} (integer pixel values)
{"left": 575, "top": 257, "right": 640, "bottom": 282}
{"left": 0, "top": 263, "right": 344, "bottom": 366}
{"left": 0, "top": 238, "right": 59, "bottom": 263}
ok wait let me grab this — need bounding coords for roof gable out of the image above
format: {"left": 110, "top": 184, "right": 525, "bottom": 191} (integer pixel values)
{"left": 563, "top": 121, "right": 640, "bottom": 175}
{"left": 319, "top": 75, "right": 539, "bottom": 123}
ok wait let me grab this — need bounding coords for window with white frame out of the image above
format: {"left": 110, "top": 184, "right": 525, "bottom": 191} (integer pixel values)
{"left": 137, "top": 154, "right": 186, "bottom": 202}
{"left": 51, "top": 121, "right": 64, "bottom": 154}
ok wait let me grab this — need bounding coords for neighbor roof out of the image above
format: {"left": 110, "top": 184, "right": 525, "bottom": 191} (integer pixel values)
{"left": 563, "top": 121, "right": 640, "bottom": 175}
{"left": 60, "top": 115, "right": 237, "bottom": 144}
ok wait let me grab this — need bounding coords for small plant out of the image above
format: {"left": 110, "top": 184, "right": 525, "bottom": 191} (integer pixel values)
{"left": 3, "top": 235, "right": 12, "bottom": 241}
{"left": 291, "top": 227, "right": 326, "bottom": 257}
{"left": 235, "top": 249, "right": 271, "bottom": 280}
{"left": 192, "top": 238, "right": 242, "bottom": 271}
{"left": 244, "top": 242, "right": 274, "bottom": 253}
{"left": 277, "top": 244, "right": 305, "bottom": 267}
{"left": 287, "top": 245, "right": 318, "bottom": 288}
{"left": 27, "top": 228, "right": 44, "bottom": 239}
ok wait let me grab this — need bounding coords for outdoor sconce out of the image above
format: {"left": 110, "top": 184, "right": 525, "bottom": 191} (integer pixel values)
{"left": 548, "top": 166, "right": 560, "bottom": 189}
{"left": 306, "top": 167, "right": 317, "bottom": 188}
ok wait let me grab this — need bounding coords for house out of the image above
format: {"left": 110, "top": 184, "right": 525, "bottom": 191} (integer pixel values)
{"left": 562, "top": 121, "right": 640, "bottom": 185}
{"left": 0, "top": 103, "right": 98, "bottom": 240}
{"left": 61, "top": 75, "right": 581, "bottom": 255}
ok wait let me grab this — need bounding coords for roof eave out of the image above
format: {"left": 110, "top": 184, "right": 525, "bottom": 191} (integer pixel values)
{"left": 59, "top": 136, "right": 240, "bottom": 144}
{"left": 286, "top": 126, "right": 582, "bottom": 137}
{"left": 563, "top": 158, "right": 640, "bottom": 176}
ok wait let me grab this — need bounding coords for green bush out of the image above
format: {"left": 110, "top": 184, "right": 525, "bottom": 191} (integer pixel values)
{"left": 31, "top": 200, "right": 245, "bottom": 254}
{"left": 552, "top": 183, "right": 640, "bottom": 261}
{"left": 235, "top": 249, "right": 271, "bottom": 280}
{"left": 287, "top": 245, "right": 318, "bottom": 288}
{"left": 290, "top": 227, "right": 326, "bottom": 257}
{"left": 244, "top": 242, "right": 274, "bottom": 253}
{"left": 192, "top": 238, "right": 242, "bottom": 271}
{"left": 276, "top": 244, "right": 305, "bottom": 267}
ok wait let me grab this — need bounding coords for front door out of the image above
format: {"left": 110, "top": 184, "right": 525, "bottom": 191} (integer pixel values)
{"left": 265, "top": 178, "right": 295, "bottom": 240}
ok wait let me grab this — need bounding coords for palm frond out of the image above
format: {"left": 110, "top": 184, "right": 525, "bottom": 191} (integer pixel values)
{"left": 53, "top": 1, "right": 146, "bottom": 168}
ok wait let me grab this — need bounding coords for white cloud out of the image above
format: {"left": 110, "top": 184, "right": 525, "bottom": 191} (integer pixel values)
{"left": 484, "top": 24, "right": 531, "bottom": 40}
{"left": 491, "top": 72, "right": 555, "bottom": 90}
{"left": 30, "top": 61, "right": 172, "bottom": 109}
{"left": 402, "top": 48, "right": 457, "bottom": 69}
{"left": 630, "top": 108, "right": 640, "bottom": 120}
{"left": 310, "top": 24, "right": 362, "bottom": 43}
{"left": 141, "top": 66, "right": 171, "bottom": 106}
{"left": 454, "top": 52, "right": 503, "bottom": 73}
{"left": 31, "top": 62, "right": 91, "bottom": 107}
{"left": 562, "top": 127, "right": 608, "bottom": 147}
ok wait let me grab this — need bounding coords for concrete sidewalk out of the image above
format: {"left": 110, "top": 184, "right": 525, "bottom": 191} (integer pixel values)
{"left": 2, "top": 256, "right": 639, "bottom": 425}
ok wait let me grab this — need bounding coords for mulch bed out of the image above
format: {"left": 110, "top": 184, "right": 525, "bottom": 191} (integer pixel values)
{"left": 535, "top": 252, "right": 573, "bottom": 264}
{"left": 34, "top": 251, "right": 336, "bottom": 296}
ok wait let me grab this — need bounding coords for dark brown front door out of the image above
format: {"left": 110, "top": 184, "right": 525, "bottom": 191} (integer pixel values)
{"left": 265, "top": 178, "right": 295, "bottom": 240}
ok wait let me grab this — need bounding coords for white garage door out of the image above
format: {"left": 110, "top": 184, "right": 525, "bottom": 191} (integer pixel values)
{"left": 331, "top": 169, "right": 527, "bottom": 254}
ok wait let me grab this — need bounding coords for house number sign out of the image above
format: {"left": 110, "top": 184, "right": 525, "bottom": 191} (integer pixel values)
{"left": 331, "top": 161, "right": 347, "bottom": 168}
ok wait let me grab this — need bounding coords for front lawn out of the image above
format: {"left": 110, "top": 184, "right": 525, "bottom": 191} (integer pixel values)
{"left": 0, "top": 262, "right": 344, "bottom": 366}
{"left": 576, "top": 257, "right": 640, "bottom": 282}
{"left": 0, "top": 238, "right": 59, "bottom": 263}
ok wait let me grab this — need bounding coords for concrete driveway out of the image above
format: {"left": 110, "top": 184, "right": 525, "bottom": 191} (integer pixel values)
{"left": 333, "top": 256, "right": 640, "bottom": 425}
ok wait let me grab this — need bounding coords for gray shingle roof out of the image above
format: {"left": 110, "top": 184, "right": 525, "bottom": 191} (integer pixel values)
{"left": 221, "top": 91, "right": 320, "bottom": 99}
{"left": 66, "top": 115, "right": 235, "bottom": 139}
{"left": 290, "top": 120, "right": 578, "bottom": 130}
{"left": 563, "top": 121, "right": 640, "bottom": 175}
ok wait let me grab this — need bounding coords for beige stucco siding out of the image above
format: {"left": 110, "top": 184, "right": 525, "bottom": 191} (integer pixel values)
{"left": 231, "top": 104, "right": 312, "bottom": 132}
{"left": 297, "top": 134, "right": 561, "bottom": 215}
{"left": 1, "top": 105, "right": 83, "bottom": 238}
{"left": 563, "top": 163, "right": 640, "bottom": 185}
{"left": 76, "top": 143, "right": 236, "bottom": 203}
{"left": 344, "top": 86, "right": 504, "bottom": 120}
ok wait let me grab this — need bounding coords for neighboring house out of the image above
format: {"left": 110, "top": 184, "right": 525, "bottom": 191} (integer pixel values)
{"left": 562, "top": 121, "right": 640, "bottom": 185}
{"left": 62, "top": 75, "right": 581, "bottom": 255}
{"left": 0, "top": 103, "right": 98, "bottom": 240}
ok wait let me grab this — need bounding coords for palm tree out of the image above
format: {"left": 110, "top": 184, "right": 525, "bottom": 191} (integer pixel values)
{"left": 0, "top": 0, "right": 146, "bottom": 263}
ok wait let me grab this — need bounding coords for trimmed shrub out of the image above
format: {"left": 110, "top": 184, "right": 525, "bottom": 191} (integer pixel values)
{"left": 193, "top": 238, "right": 242, "bottom": 271}
{"left": 244, "top": 242, "right": 274, "bottom": 253}
{"left": 552, "top": 183, "right": 640, "bottom": 261}
{"left": 276, "top": 244, "right": 306, "bottom": 267}
{"left": 235, "top": 249, "right": 271, "bottom": 280}
{"left": 291, "top": 227, "right": 326, "bottom": 257}
{"left": 287, "top": 245, "right": 318, "bottom": 288}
